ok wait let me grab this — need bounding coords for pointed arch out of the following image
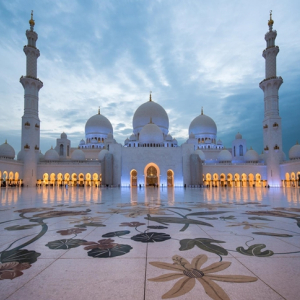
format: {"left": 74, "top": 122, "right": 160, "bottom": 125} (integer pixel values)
{"left": 144, "top": 162, "right": 160, "bottom": 187}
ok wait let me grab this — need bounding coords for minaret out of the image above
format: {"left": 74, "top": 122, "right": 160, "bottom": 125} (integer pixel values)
{"left": 259, "top": 11, "right": 283, "bottom": 187}
{"left": 20, "top": 11, "right": 43, "bottom": 187}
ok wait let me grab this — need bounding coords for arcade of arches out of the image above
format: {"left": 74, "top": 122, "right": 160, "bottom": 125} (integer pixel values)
{"left": 0, "top": 170, "right": 300, "bottom": 188}
{"left": 0, "top": 171, "right": 20, "bottom": 186}
{"left": 38, "top": 173, "right": 102, "bottom": 187}
{"left": 204, "top": 173, "right": 265, "bottom": 187}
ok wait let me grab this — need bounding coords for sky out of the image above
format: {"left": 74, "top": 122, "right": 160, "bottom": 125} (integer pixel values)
{"left": 0, "top": 0, "right": 300, "bottom": 158}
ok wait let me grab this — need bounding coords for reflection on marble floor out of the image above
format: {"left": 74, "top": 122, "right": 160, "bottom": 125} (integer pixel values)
{"left": 0, "top": 187, "right": 300, "bottom": 300}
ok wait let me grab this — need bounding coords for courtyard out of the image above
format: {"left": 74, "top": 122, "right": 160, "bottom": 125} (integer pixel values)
{"left": 0, "top": 186, "right": 299, "bottom": 300}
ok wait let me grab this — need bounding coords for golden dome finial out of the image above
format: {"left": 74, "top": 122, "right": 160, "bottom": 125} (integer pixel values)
{"left": 5, "top": 139, "right": 7, "bottom": 144}
{"left": 29, "top": 10, "right": 35, "bottom": 28}
{"left": 149, "top": 117, "right": 153, "bottom": 124}
{"left": 98, "top": 106, "right": 100, "bottom": 115}
{"left": 201, "top": 107, "right": 203, "bottom": 115}
{"left": 149, "top": 91, "right": 152, "bottom": 102}
{"left": 268, "top": 10, "right": 274, "bottom": 29}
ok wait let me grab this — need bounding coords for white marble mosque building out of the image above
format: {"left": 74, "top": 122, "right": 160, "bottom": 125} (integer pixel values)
{"left": 1, "top": 12, "right": 300, "bottom": 188}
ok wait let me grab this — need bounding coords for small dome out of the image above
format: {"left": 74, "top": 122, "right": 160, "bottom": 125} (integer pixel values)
{"left": 173, "top": 138, "right": 178, "bottom": 144}
{"left": 133, "top": 97, "right": 169, "bottom": 135}
{"left": 235, "top": 132, "right": 242, "bottom": 139}
{"left": 259, "top": 151, "right": 266, "bottom": 163}
{"left": 44, "top": 147, "right": 59, "bottom": 161}
{"left": 85, "top": 112, "right": 113, "bottom": 136}
{"left": 79, "top": 139, "right": 85, "bottom": 145}
{"left": 39, "top": 150, "right": 45, "bottom": 161}
{"left": 130, "top": 134, "right": 136, "bottom": 141}
{"left": 189, "top": 111, "right": 217, "bottom": 137}
{"left": 244, "top": 148, "right": 259, "bottom": 162}
{"left": 166, "top": 134, "right": 172, "bottom": 141}
{"left": 217, "top": 139, "right": 222, "bottom": 145}
{"left": 71, "top": 149, "right": 85, "bottom": 161}
{"left": 289, "top": 142, "right": 300, "bottom": 160}
{"left": 279, "top": 150, "right": 286, "bottom": 162}
{"left": 125, "top": 138, "right": 129, "bottom": 144}
{"left": 61, "top": 132, "right": 67, "bottom": 139}
{"left": 139, "top": 122, "right": 164, "bottom": 145}
{"left": 0, "top": 141, "right": 15, "bottom": 159}
{"left": 17, "top": 150, "right": 23, "bottom": 161}
{"left": 217, "top": 149, "right": 232, "bottom": 162}
{"left": 195, "top": 149, "right": 205, "bottom": 161}
{"left": 98, "top": 149, "right": 109, "bottom": 161}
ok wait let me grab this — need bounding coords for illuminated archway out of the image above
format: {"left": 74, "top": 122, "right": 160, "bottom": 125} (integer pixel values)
{"left": 72, "top": 173, "right": 77, "bottom": 186}
{"left": 256, "top": 173, "right": 261, "bottom": 187}
{"left": 241, "top": 173, "right": 247, "bottom": 187}
{"left": 78, "top": 173, "right": 84, "bottom": 186}
{"left": 213, "top": 173, "right": 219, "bottom": 187}
{"left": 85, "top": 173, "right": 91, "bottom": 186}
{"left": 50, "top": 173, "right": 56, "bottom": 186}
{"left": 290, "top": 172, "right": 296, "bottom": 187}
{"left": 227, "top": 173, "right": 233, "bottom": 187}
{"left": 234, "top": 173, "right": 240, "bottom": 187}
{"left": 130, "top": 169, "right": 137, "bottom": 187}
{"left": 220, "top": 173, "right": 226, "bottom": 187}
{"left": 57, "top": 173, "right": 63, "bottom": 186}
{"left": 248, "top": 174, "right": 254, "bottom": 187}
{"left": 64, "top": 173, "right": 70, "bottom": 185}
{"left": 144, "top": 163, "right": 160, "bottom": 187}
{"left": 9, "top": 171, "right": 14, "bottom": 183}
{"left": 93, "top": 173, "right": 98, "bottom": 186}
{"left": 206, "top": 173, "right": 211, "bottom": 186}
{"left": 167, "top": 170, "right": 174, "bottom": 187}
{"left": 43, "top": 173, "right": 49, "bottom": 185}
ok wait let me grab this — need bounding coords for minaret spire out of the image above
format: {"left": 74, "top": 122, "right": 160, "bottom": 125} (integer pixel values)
{"left": 29, "top": 10, "right": 35, "bottom": 31}
{"left": 259, "top": 11, "right": 283, "bottom": 187}
{"left": 98, "top": 106, "right": 100, "bottom": 114}
{"left": 268, "top": 10, "right": 274, "bottom": 31}
{"left": 149, "top": 91, "right": 152, "bottom": 102}
{"left": 20, "top": 11, "right": 43, "bottom": 187}
{"left": 201, "top": 107, "right": 203, "bottom": 115}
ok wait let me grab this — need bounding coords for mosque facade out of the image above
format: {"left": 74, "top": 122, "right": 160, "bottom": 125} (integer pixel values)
{"left": 1, "top": 12, "right": 300, "bottom": 188}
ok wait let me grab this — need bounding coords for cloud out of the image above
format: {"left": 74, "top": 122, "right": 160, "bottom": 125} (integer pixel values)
{"left": 0, "top": 0, "right": 300, "bottom": 158}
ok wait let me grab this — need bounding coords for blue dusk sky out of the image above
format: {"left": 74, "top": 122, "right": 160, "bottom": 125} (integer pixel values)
{"left": 0, "top": 0, "right": 300, "bottom": 157}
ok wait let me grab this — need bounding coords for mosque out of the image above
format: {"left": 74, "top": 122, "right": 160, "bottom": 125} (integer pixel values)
{"left": 0, "top": 12, "right": 300, "bottom": 188}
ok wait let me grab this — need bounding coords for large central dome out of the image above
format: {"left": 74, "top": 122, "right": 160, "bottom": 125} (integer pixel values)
{"left": 85, "top": 111, "right": 113, "bottom": 136}
{"left": 133, "top": 95, "right": 169, "bottom": 135}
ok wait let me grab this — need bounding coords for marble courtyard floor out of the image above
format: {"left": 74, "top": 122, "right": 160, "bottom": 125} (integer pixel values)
{"left": 0, "top": 187, "right": 300, "bottom": 300}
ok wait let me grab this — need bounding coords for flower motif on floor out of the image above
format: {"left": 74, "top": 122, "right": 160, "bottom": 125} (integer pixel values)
{"left": 148, "top": 254, "right": 257, "bottom": 299}
{"left": 0, "top": 262, "right": 31, "bottom": 280}
{"left": 56, "top": 228, "right": 86, "bottom": 235}
{"left": 120, "top": 222, "right": 146, "bottom": 227}
{"left": 82, "top": 238, "right": 118, "bottom": 250}
{"left": 226, "top": 221, "right": 267, "bottom": 230}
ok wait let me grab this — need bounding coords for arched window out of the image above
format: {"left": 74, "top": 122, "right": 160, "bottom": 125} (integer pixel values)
{"left": 239, "top": 145, "right": 243, "bottom": 156}
{"left": 60, "top": 144, "right": 64, "bottom": 156}
{"left": 233, "top": 146, "right": 236, "bottom": 156}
